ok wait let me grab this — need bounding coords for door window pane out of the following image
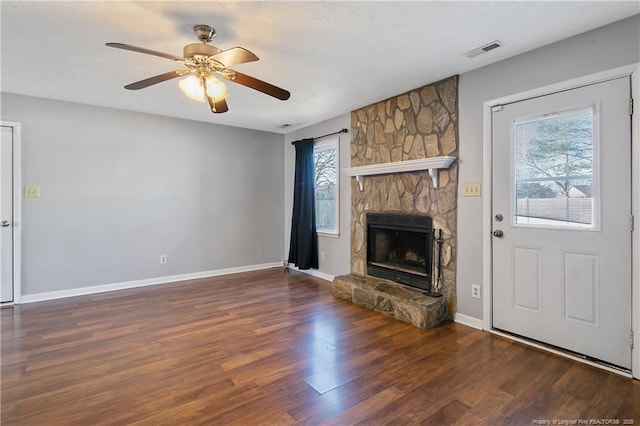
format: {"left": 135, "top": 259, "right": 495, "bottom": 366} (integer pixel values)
{"left": 513, "top": 106, "right": 596, "bottom": 229}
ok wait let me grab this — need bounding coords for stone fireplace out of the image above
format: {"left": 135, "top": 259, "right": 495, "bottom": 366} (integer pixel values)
{"left": 333, "top": 75, "right": 458, "bottom": 329}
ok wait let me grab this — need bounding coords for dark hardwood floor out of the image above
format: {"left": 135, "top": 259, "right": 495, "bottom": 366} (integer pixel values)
{"left": 1, "top": 268, "right": 638, "bottom": 425}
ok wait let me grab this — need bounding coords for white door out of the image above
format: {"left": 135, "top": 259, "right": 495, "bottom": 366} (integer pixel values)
{"left": 1, "top": 125, "right": 14, "bottom": 303}
{"left": 492, "top": 77, "right": 632, "bottom": 369}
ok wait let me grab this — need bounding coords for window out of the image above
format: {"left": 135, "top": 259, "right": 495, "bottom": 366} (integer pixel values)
{"left": 513, "top": 106, "right": 597, "bottom": 230}
{"left": 314, "top": 137, "right": 339, "bottom": 235}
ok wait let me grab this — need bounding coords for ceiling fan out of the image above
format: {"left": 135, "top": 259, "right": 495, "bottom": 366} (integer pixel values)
{"left": 106, "top": 25, "right": 290, "bottom": 114}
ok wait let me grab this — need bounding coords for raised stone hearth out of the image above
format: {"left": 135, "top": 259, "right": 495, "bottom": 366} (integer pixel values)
{"left": 333, "top": 274, "right": 451, "bottom": 329}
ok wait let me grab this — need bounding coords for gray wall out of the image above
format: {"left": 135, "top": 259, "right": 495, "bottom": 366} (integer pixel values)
{"left": 456, "top": 15, "right": 640, "bottom": 319}
{"left": 2, "top": 94, "right": 284, "bottom": 296}
{"left": 284, "top": 114, "right": 351, "bottom": 279}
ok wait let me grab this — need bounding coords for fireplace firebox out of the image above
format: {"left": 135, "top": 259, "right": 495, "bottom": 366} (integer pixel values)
{"left": 366, "top": 213, "right": 434, "bottom": 293}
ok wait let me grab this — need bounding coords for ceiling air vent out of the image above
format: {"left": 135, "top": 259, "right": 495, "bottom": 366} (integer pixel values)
{"left": 464, "top": 40, "right": 501, "bottom": 58}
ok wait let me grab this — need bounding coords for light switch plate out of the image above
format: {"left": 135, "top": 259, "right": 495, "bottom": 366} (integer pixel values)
{"left": 24, "top": 186, "right": 40, "bottom": 198}
{"left": 463, "top": 183, "right": 482, "bottom": 197}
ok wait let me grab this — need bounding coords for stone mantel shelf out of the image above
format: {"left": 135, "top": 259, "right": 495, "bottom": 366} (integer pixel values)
{"left": 343, "top": 156, "right": 456, "bottom": 191}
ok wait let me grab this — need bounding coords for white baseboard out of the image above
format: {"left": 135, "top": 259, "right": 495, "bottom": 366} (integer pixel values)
{"left": 288, "top": 265, "right": 334, "bottom": 282}
{"left": 454, "top": 313, "right": 485, "bottom": 330}
{"left": 19, "top": 262, "right": 283, "bottom": 304}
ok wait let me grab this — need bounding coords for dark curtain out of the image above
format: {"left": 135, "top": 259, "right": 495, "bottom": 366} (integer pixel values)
{"left": 288, "top": 138, "right": 318, "bottom": 270}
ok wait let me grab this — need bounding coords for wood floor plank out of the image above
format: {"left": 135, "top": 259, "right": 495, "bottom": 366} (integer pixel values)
{"left": 422, "top": 398, "right": 472, "bottom": 425}
{"left": 324, "top": 387, "right": 405, "bottom": 425}
{"left": 2, "top": 268, "right": 639, "bottom": 425}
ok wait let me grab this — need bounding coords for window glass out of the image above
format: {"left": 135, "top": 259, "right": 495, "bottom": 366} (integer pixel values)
{"left": 513, "top": 106, "right": 596, "bottom": 229}
{"left": 314, "top": 137, "right": 339, "bottom": 234}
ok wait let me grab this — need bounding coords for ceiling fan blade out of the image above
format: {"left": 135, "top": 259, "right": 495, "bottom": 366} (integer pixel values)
{"left": 228, "top": 71, "right": 290, "bottom": 100}
{"left": 212, "top": 98, "right": 229, "bottom": 114}
{"left": 204, "top": 91, "right": 229, "bottom": 114}
{"left": 124, "top": 70, "right": 191, "bottom": 90}
{"left": 210, "top": 47, "right": 259, "bottom": 67}
{"left": 106, "top": 42, "right": 184, "bottom": 62}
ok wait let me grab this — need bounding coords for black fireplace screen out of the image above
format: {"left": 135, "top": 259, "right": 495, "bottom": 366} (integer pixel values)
{"left": 366, "top": 213, "right": 433, "bottom": 292}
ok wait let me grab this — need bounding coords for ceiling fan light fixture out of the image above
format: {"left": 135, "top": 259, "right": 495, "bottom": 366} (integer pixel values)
{"left": 205, "top": 76, "right": 228, "bottom": 100}
{"left": 179, "top": 75, "right": 205, "bottom": 102}
{"left": 178, "top": 75, "right": 228, "bottom": 102}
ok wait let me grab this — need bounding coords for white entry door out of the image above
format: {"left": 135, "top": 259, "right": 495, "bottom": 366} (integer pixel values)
{"left": 1, "top": 125, "right": 14, "bottom": 303}
{"left": 492, "top": 77, "right": 632, "bottom": 369}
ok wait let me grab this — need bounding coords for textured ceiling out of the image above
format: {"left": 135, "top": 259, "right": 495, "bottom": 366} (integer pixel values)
{"left": 1, "top": 1, "right": 638, "bottom": 134}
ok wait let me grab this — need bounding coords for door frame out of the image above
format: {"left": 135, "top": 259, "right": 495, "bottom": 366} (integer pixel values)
{"left": 1, "top": 121, "right": 22, "bottom": 305}
{"left": 481, "top": 63, "right": 640, "bottom": 378}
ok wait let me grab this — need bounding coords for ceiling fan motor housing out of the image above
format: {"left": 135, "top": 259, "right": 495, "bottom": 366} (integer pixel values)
{"left": 183, "top": 43, "right": 221, "bottom": 59}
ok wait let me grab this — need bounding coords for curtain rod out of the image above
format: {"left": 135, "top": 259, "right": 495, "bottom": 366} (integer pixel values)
{"left": 291, "top": 128, "right": 348, "bottom": 145}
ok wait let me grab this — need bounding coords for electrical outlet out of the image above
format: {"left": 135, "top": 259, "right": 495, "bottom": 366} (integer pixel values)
{"left": 160, "top": 255, "right": 167, "bottom": 264}
{"left": 320, "top": 251, "right": 325, "bottom": 261}
{"left": 471, "top": 284, "right": 481, "bottom": 299}
{"left": 463, "top": 183, "right": 482, "bottom": 197}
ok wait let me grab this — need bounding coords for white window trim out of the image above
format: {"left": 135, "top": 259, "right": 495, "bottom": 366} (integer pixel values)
{"left": 314, "top": 136, "right": 339, "bottom": 236}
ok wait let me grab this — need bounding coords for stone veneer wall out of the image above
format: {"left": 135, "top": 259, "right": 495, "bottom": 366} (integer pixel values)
{"left": 350, "top": 75, "right": 459, "bottom": 314}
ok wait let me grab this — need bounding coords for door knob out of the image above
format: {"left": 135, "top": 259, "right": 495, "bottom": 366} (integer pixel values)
{"left": 1, "top": 220, "right": 9, "bottom": 228}
{"left": 493, "top": 229, "right": 504, "bottom": 238}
